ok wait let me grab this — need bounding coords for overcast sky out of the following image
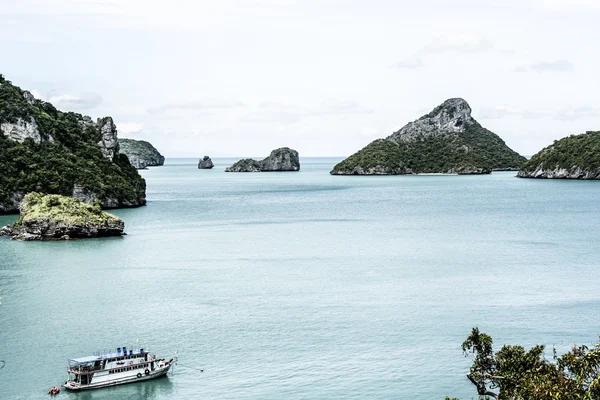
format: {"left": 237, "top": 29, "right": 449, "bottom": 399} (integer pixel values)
{"left": 2, "top": 0, "right": 599, "bottom": 157}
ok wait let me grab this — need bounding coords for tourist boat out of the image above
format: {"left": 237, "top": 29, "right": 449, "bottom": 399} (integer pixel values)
{"left": 62, "top": 346, "right": 177, "bottom": 391}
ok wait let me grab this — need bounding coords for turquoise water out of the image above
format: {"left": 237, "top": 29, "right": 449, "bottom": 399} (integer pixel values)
{"left": 1, "top": 158, "right": 600, "bottom": 399}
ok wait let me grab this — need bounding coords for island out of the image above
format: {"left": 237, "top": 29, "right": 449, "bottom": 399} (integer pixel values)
{"left": 198, "top": 156, "right": 214, "bottom": 169}
{"left": 517, "top": 131, "right": 600, "bottom": 179}
{"left": 225, "top": 147, "right": 300, "bottom": 172}
{"left": 0, "top": 193, "right": 124, "bottom": 240}
{"left": 330, "top": 98, "right": 526, "bottom": 175}
{"left": 118, "top": 138, "right": 165, "bottom": 169}
{"left": 0, "top": 74, "right": 146, "bottom": 213}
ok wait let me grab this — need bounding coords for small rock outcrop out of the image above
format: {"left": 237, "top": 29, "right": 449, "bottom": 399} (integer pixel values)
{"left": 0, "top": 193, "right": 124, "bottom": 240}
{"left": 97, "top": 117, "right": 120, "bottom": 161}
{"left": 331, "top": 98, "right": 526, "bottom": 175}
{"left": 118, "top": 138, "right": 165, "bottom": 169}
{"left": 517, "top": 131, "right": 600, "bottom": 180}
{"left": 225, "top": 148, "right": 300, "bottom": 172}
{"left": 198, "top": 156, "right": 214, "bottom": 169}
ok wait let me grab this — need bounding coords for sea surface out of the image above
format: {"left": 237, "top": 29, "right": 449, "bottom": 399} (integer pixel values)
{"left": 1, "top": 158, "right": 600, "bottom": 399}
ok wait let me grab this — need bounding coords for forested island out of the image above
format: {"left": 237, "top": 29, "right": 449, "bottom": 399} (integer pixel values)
{"left": 518, "top": 131, "right": 600, "bottom": 179}
{"left": 331, "top": 98, "right": 526, "bottom": 175}
{"left": 118, "top": 138, "right": 165, "bottom": 169}
{"left": 0, "top": 74, "right": 146, "bottom": 213}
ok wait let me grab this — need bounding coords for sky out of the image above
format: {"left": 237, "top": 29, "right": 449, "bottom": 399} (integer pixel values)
{"left": 2, "top": 0, "right": 599, "bottom": 157}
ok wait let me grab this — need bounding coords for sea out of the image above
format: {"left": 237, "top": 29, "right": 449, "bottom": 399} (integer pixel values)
{"left": 1, "top": 157, "right": 599, "bottom": 399}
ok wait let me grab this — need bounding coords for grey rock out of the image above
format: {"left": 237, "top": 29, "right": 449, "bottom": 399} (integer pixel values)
{"left": 198, "top": 156, "right": 214, "bottom": 169}
{"left": 118, "top": 138, "right": 165, "bottom": 169}
{"left": 226, "top": 148, "right": 300, "bottom": 172}
{"left": 225, "top": 158, "right": 262, "bottom": 172}
{"left": 97, "top": 117, "right": 120, "bottom": 161}
{"left": 0, "top": 192, "right": 24, "bottom": 214}
{"left": 0, "top": 117, "right": 44, "bottom": 143}
{"left": 517, "top": 165, "right": 600, "bottom": 180}
{"left": 389, "top": 98, "right": 473, "bottom": 142}
{"left": 22, "top": 90, "right": 36, "bottom": 105}
{"left": 72, "top": 184, "right": 99, "bottom": 205}
{"left": 10, "top": 217, "right": 124, "bottom": 240}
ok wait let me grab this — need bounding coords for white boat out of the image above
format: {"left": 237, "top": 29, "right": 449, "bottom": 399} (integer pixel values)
{"left": 62, "top": 346, "right": 177, "bottom": 391}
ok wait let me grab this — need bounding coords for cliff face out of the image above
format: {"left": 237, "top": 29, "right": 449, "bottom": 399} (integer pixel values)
{"left": 118, "top": 138, "right": 165, "bottom": 169}
{"left": 225, "top": 148, "right": 300, "bottom": 172}
{"left": 97, "top": 117, "right": 120, "bottom": 161}
{"left": 518, "top": 131, "right": 600, "bottom": 180}
{"left": 0, "top": 74, "right": 146, "bottom": 213}
{"left": 331, "top": 98, "right": 526, "bottom": 175}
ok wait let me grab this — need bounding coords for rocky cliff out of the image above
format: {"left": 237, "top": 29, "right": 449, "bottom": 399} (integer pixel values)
{"left": 225, "top": 148, "right": 300, "bottom": 172}
{"left": 0, "top": 74, "right": 146, "bottom": 213}
{"left": 198, "top": 156, "right": 214, "bottom": 169}
{"left": 331, "top": 98, "right": 526, "bottom": 175}
{"left": 517, "top": 131, "right": 600, "bottom": 179}
{"left": 1, "top": 192, "right": 124, "bottom": 240}
{"left": 118, "top": 138, "right": 165, "bottom": 169}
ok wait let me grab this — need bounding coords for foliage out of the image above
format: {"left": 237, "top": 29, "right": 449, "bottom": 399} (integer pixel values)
{"left": 0, "top": 75, "right": 145, "bottom": 212}
{"left": 118, "top": 138, "right": 164, "bottom": 166}
{"left": 457, "top": 327, "right": 600, "bottom": 400}
{"left": 521, "top": 131, "right": 600, "bottom": 173}
{"left": 331, "top": 121, "right": 526, "bottom": 174}
{"left": 18, "top": 192, "right": 121, "bottom": 226}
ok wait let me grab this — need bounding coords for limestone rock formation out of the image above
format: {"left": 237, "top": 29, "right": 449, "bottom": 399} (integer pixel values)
{"left": 0, "top": 117, "right": 43, "bottom": 143}
{"left": 118, "top": 138, "right": 165, "bottom": 169}
{"left": 198, "top": 156, "right": 214, "bottom": 169}
{"left": 225, "top": 148, "right": 300, "bottom": 172}
{"left": 97, "top": 117, "right": 120, "bottom": 161}
{"left": 517, "top": 131, "right": 600, "bottom": 180}
{"left": 331, "top": 98, "right": 526, "bottom": 175}
{"left": 0, "top": 74, "right": 146, "bottom": 213}
{"left": 0, "top": 193, "right": 124, "bottom": 240}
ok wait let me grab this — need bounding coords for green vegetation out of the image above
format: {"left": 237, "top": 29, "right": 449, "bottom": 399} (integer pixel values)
{"left": 18, "top": 192, "right": 121, "bottom": 226}
{"left": 0, "top": 74, "right": 145, "bottom": 211}
{"left": 456, "top": 328, "right": 600, "bottom": 399}
{"left": 332, "top": 122, "right": 526, "bottom": 174}
{"left": 118, "top": 138, "right": 164, "bottom": 167}
{"left": 521, "top": 131, "right": 600, "bottom": 173}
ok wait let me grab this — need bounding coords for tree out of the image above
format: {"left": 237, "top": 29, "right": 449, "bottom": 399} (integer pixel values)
{"left": 458, "top": 327, "right": 600, "bottom": 399}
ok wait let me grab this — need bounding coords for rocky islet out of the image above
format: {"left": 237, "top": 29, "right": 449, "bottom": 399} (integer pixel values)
{"left": 226, "top": 148, "right": 300, "bottom": 172}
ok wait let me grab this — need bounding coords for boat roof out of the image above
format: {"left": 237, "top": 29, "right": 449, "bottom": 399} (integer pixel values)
{"left": 69, "top": 349, "right": 148, "bottom": 364}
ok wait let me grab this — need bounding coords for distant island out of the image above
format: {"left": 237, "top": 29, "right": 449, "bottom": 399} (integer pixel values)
{"left": 330, "top": 98, "right": 526, "bottom": 175}
{"left": 517, "top": 131, "right": 600, "bottom": 179}
{"left": 0, "top": 192, "right": 124, "bottom": 240}
{"left": 226, "top": 147, "right": 300, "bottom": 172}
{"left": 198, "top": 156, "right": 214, "bottom": 169}
{"left": 118, "top": 138, "right": 165, "bottom": 169}
{"left": 0, "top": 74, "right": 146, "bottom": 213}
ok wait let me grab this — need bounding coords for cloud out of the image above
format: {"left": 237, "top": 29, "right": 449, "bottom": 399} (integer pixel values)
{"left": 242, "top": 99, "right": 374, "bottom": 123}
{"left": 420, "top": 33, "right": 493, "bottom": 55}
{"left": 117, "top": 122, "right": 144, "bottom": 134}
{"left": 393, "top": 57, "right": 424, "bottom": 69}
{"left": 395, "top": 33, "right": 494, "bottom": 69}
{"left": 47, "top": 92, "right": 103, "bottom": 110}
{"left": 147, "top": 100, "right": 244, "bottom": 114}
{"left": 479, "top": 105, "right": 600, "bottom": 120}
{"left": 515, "top": 60, "right": 574, "bottom": 73}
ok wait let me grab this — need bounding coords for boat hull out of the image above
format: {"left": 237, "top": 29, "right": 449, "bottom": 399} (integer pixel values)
{"left": 62, "top": 365, "right": 172, "bottom": 391}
